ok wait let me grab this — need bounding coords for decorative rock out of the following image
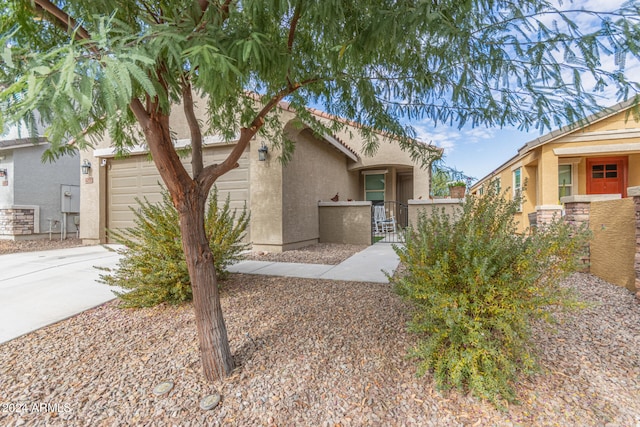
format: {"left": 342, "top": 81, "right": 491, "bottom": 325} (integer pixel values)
{"left": 152, "top": 380, "right": 174, "bottom": 396}
{"left": 200, "top": 393, "right": 221, "bottom": 410}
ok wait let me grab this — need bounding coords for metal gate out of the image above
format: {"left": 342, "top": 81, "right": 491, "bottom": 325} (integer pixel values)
{"left": 371, "top": 201, "right": 407, "bottom": 243}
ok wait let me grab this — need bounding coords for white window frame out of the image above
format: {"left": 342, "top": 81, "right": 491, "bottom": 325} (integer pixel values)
{"left": 558, "top": 159, "right": 580, "bottom": 202}
{"left": 512, "top": 167, "right": 522, "bottom": 211}
{"left": 363, "top": 170, "right": 387, "bottom": 202}
{"left": 558, "top": 164, "right": 573, "bottom": 201}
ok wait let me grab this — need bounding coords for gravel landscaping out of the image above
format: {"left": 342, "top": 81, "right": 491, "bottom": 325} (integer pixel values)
{"left": 1, "top": 258, "right": 639, "bottom": 426}
{"left": 242, "top": 243, "right": 368, "bottom": 265}
{"left": 0, "top": 237, "right": 85, "bottom": 255}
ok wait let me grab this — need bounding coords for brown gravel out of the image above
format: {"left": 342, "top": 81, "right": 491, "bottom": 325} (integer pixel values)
{"left": 1, "top": 269, "right": 639, "bottom": 426}
{"left": 242, "top": 243, "right": 368, "bottom": 265}
{"left": 0, "top": 237, "right": 85, "bottom": 255}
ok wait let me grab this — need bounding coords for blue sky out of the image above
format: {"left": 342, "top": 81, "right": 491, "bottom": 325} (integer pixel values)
{"left": 411, "top": 0, "right": 640, "bottom": 181}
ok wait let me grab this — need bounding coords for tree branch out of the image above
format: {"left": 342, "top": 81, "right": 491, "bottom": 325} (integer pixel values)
{"left": 129, "top": 98, "right": 150, "bottom": 129}
{"left": 197, "top": 80, "right": 318, "bottom": 193}
{"left": 33, "top": 0, "right": 96, "bottom": 52}
{"left": 285, "top": 3, "right": 302, "bottom": 88}
{"left": 287, "top": 3, "right": 301, "bottom": 52}
{"left": 183, "top": 79, "right": 204, "bottom": 178}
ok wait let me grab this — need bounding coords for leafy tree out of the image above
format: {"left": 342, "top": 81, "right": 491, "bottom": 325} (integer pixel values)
{"left": 1, "top": 1, "right": 639, "bottom": 382}
{"left": 430, "top": 162, "right": 474, "bottom": 197}
{"left": 99, "top": 186, "right": 249, "bottom": 307}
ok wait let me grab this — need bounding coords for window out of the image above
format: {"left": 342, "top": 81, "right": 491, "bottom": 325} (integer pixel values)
{"left": 558, "top": 164, "right": 573, "bottom": 200}
{"left": 364, "top": 174, "right": 385, "bottom": 202}
{"left": 512, "top": 168, "right": 522, "bottom": 211}
{"left": 492, "top": 177, "right": 501, "bottom": 193}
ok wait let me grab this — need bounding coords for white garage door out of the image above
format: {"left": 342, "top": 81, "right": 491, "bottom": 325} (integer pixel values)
{"left": 107, "top": 146, "right": 249, "bottom": 237}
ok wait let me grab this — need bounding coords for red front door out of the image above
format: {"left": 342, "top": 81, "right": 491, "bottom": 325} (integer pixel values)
{"left": 586, "top": 156, "right": 628, "bottom": 198}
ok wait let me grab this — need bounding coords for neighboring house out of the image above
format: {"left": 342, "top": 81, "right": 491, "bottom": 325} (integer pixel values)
{"left": 471, "top": 100, "right": 640, "bottom": 232}
{"left": 79, "top": 100, "right": 433, "bottom": 252}
{"left": 0, "top": 124, "right": 80, "bottom": 240}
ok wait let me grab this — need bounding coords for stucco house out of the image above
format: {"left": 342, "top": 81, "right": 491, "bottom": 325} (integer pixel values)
{"left": 0, "top": 125, "right": 80, "bottom": 240}
{"left": 470, "top": 100, "right": 640, "bottom": 232}
{"left": 79, "top": 101, "right": 433, "bottom": 252}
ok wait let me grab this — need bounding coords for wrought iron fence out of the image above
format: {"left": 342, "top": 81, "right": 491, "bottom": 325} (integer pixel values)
{"left": 371, "top": 201, "right": 408, "bottom": 244}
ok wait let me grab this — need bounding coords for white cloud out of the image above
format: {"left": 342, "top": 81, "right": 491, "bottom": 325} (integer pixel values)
{"left": 412, "top": 122, "right": 499, "bottom": 155}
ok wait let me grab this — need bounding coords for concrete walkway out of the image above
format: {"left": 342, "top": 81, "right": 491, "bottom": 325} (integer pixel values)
{"left": 0, "top": 245, "right": 121, "bottom": 344}
{"left": 227, "top": 243, "right": 401, "bottom": 283}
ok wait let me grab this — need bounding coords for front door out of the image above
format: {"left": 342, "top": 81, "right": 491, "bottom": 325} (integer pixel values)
{"left": 586, "top": 156, "right": 628, "bottom": 198}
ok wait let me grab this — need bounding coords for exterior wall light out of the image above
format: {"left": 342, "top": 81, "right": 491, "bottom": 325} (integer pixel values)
{"left": 258, "top": 144, "right": 268, "bottom": 161}
{"left": 81, "top": 159, "right": 92, "bottom": 175}
{"left": 0, "top": 169, "right": 6, "bottom": 178}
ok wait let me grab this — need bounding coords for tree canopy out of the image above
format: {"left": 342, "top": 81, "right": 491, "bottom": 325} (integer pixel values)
{"left": 2, "top": 0, "right": 640, "bottom": 382}
{"left": 2, "top": 1, "right": 640, "bottom": 161}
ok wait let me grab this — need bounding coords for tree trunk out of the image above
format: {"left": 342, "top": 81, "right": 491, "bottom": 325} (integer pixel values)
{"left": 178, "top": 188, "right": 234, "bottom": 381}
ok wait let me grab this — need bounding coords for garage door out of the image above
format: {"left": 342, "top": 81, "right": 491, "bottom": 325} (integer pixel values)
{"left": 107, "top": 146, "right": 249, "bottom": 238}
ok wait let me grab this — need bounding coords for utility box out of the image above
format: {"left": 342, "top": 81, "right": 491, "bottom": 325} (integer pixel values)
{"left": 61, "top": 184, "right": 80, "bottom": 213}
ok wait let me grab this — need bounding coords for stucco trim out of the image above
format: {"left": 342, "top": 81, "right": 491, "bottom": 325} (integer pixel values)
{"left": 0, "top": 139, "right": 48, "bottom": 151}
{"left": 318, "top": 201, "right": 371, "bottom": 207}
{"left": 561, "top": 128, "right": 640, "bottom": 143}
{"left": 321, "top": 133, "right": 359, "bottom": 162}
{"left": 560, "top": 195, "right": 621, "bottom": 203}
{"left": 408, "top": 199, "right": 463, "bottom": 205}
{"left": 628, "top": 186, "right": 640, "bottom": 197}
{"left": 93, "top": 134, "right": 240, "bottom": 157}
{"left": 553, "top": 142, "right": 640, "bottom": 156}
{"left": 534, "top": 204, "right": 563, "bottom": 211}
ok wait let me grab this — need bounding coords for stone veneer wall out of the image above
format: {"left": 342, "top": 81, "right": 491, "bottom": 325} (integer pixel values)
{"left": 535, "top": 206, "right": 563, "bottom": 229}
{"left": 563, "top": 202, "right": 592, "bottom": 271}
{"left": 0, "top": 208, "right": 35, "bottom": 236}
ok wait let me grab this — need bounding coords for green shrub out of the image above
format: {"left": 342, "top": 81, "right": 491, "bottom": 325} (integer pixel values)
{"left": 392, "top": 186, "right": 589, "bottom": 405}
{"left": 100, "top": 186, "right": 249, "bottom": 307}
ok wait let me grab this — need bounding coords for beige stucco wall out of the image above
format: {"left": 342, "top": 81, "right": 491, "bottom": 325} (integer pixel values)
{"left": 407, "top": 199, "right": 462, "bottom": 228}
{"left": 80, "top": 95, "right": 432, "bottom": 250}
{"left": 589, "top": 198, "right": 636, "bottom": 291}
{"left": 280, "top": 126, "right": 359, "bottom": 250}
{"left": 322, "top": 120, "right": 431, "bottom": 199}
{"left": 248, "top": 134, "right": 284, "bottom": 252}
{"left": 318, "top": 202, "right": 372, "bottom": 245}
{"left": 79, "top": 151, "right": 106, "bottom": 244}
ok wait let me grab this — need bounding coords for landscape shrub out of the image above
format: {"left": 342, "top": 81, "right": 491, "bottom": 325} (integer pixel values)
{"left": 100, "top": 186, "right": 249, "bottom": 307}
{"left": 392, "top": 186, "right": 590, "bottom": 405}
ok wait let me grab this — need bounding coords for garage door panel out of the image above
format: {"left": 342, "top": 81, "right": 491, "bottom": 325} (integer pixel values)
{"left": 107, "top": 147, "right": 249, "bottom": 239}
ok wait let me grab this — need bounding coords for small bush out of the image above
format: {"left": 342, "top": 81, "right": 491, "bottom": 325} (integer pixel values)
{"left": 392, "top": 186, "right": 589, "bottom": 405}
{"left": 100, "top": 186, "right": 249, "bottom": 307}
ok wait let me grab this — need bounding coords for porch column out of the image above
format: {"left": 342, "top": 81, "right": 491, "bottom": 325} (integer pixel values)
{"left": 412, "top": 166, "right": 430, "bottom": 200}
{"left": 538, "top": 145, "right": 559, "bottom": 206}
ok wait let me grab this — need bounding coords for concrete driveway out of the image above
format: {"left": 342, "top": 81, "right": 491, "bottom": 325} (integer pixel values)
{"left": 0, "top": 245, "right": 122, "bottom": 344}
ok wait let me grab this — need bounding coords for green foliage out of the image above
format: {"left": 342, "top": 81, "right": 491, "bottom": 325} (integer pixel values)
{"left": 2, "top": 1, "right": 640, "bottom": 163}
{"left": 430, "top": 161, "right": 473, "bottom": 197}
{"left": 100, "top": 186, "right": 249, "bottom": 307}
{"left": 392, "top": 186, "right": 590, "bottom": 405}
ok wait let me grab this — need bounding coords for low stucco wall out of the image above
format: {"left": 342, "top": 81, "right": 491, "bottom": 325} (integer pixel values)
{"left": 589, "top": 197, "right": 636, "bottom": 291}
{"left": 407, "top": 199, "right": 463, "bottom": 228}
{"left": 318, "top": 201, "right": 371, "bottom": 245}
